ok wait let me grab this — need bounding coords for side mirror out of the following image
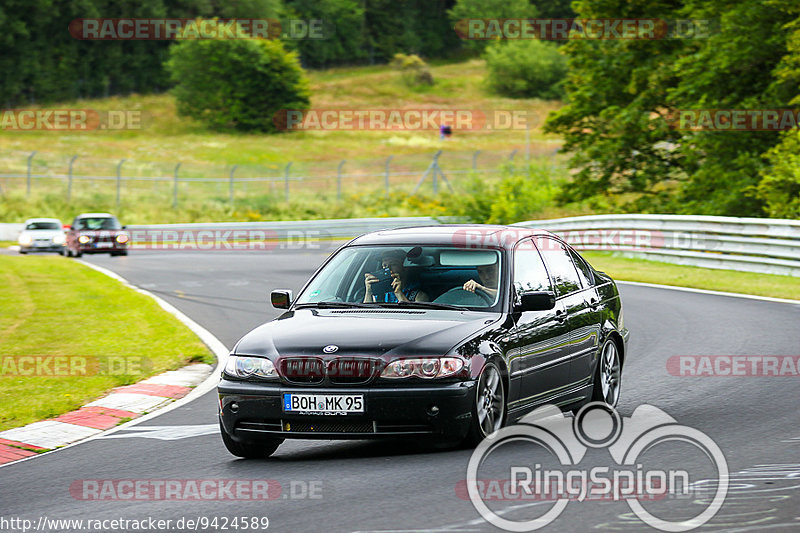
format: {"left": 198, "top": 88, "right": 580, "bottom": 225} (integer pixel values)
{"left": 69, "top": 226, "right": 74, "bottom": 231}
{"left": 515, "top": 291, "right": 556, "bottom": 312}
{"left": 271, "top": 289, "right": 293, "bottom": 309}
{"left": 122, "top": 225, "right": 127, "bottom": 229}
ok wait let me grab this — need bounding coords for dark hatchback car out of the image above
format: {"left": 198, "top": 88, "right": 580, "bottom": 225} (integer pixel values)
{"left": 218, "top": 225, "right": 629, "bottom": 458}
{"left": 65, "top": 213, "right": 129, "bottom": 257}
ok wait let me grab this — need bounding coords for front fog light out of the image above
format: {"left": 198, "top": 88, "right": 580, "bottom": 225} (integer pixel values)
{"left": 116, "top": 234, "right": 129, "bottom": 244}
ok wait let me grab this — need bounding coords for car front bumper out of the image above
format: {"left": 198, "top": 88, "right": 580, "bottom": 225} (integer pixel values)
{"left": 20, "top": 244, "right": 64, "bottom": 252}
{"left": 77, "top": 243, "right": 127, "bottom": 253}
{"left": 218, "top": 378, "right": 477, "bottom": 442}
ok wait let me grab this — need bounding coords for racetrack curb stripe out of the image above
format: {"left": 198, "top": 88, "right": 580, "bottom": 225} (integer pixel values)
{"left": 0, "top": 260, "right": 230, "bottom": 468}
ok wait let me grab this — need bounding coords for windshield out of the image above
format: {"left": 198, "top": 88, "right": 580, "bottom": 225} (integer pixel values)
{"left": 76, "top": 217, "right": 121, "bottom": 230}
{"left": 25, "top": 222, "right": 61, "bottom": 230}
{"left": 295, "top": 245, "right": 503, "bottom": 310}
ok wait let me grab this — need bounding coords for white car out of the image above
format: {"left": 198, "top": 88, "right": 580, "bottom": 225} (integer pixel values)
{"left": 18, "top": 218, "right": 66, "bottom": 255}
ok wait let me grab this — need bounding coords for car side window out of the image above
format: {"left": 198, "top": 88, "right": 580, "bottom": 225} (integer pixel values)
{"left": 569, "top": 247, "right": 594, "bottom": 288}
{"left": 538, "top": 238, "right": 582, "bottom": 297}
{"left": 513, "top": 241, "right": 552, "bottom": 294}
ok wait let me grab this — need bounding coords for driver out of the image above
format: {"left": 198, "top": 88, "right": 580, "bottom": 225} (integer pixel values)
{"left": 463, "top": 260, "right": 499, "bottom": 298}
{"left": 364, "top": 249, "right": 429, "bottom": 303}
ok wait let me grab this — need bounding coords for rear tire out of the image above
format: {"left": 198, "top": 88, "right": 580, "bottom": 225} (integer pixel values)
{"left": 19, "top": 250, "right": 27, "bottom": 254}
{"left": 75, "top": 249, "right": 82, "bottom": 258}
{"left": 219, "top": 420, "right": 283, "bottom": 458}
{"left": 591, "top": 338, "right": 622, "bottom": 407}
{"left": 463, "top": 361, "right": 506, "bottom": 447}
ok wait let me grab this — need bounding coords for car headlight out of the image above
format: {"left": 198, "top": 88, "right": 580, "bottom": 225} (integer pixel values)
{"left": 380, "top": 357, "right": 465, "bottom": 379}
{"left": 224, "top": 355, "right": 278, "bottom": 380}
{"left": 18, "top": 234, "right": 32, "bottom": 245}
{"left": 52, "top": 234, "right": 65, "bottom": 244}
{"left": 78, "top": 235, "right": 91, "bottom": 244}
{"left": 116, "top": 234, "right": 129, "bottom": 244}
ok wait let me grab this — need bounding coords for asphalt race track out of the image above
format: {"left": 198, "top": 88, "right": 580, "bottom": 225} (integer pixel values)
{"left": 1, "top": 248, "right": 799, "bottom": 533}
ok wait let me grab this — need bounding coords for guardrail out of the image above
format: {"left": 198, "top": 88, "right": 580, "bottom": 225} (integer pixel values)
{"left": 5, "top": 214, "right": 799, "bottom": 277}
{"left": 0, "top": 217, "right": 452, "bottom": 242}
{"left": 514, "top": 214, "right": 800, "bottom": 277}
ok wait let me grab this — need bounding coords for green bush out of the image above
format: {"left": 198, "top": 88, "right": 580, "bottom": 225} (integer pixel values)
{"left": 484, "top": 40, "right": 568, "bottom": 99}
{"left": 757, "top": 130, "right": 800, "bottom": 218}
{"left": 390, "top": 53, "right": 434, "bottom": 87}
{"left": 443, "top": 163, "right": 562, "bottom": 224}
{"left": 165, "top": 20, "right": 311, "bottom": 132}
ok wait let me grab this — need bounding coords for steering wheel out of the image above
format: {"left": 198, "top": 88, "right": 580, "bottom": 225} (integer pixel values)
{"left": 433, "top": 287, "right": 493, "bottom": 307}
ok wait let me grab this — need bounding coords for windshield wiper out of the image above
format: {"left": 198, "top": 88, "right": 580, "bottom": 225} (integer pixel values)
{"left": 377, "top": 301, "right": 470, "bottom": 311}
{"left": 294, "top": 301, "right": 374, "bottom": 309}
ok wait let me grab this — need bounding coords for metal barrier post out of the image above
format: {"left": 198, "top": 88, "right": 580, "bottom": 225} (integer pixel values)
{"left": 116, "top": 159, "right": 126, "bottom": 209}
{"left": 67, "top": 155, "right": 78, "bottom": 202}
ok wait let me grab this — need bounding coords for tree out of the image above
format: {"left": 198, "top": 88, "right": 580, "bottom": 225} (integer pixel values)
{"left": 166, "top": 19, "right": 310, "bottom": 132}
{"left": 484, "top": 39, "right": 567, "bottom": 99}
{"left": 544, "top": 0, "right": 800, "bottom": 216}
{"left": 448, "top": 0, "right": 537, "bottom": 52}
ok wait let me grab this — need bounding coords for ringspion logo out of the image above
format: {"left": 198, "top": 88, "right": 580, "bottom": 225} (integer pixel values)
{"left": 464, "top": 403, "right": 728, "bottom": 531}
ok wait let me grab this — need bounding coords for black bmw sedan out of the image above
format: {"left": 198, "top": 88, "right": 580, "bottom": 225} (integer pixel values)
{"left": 218, "top": 225, "right": 629, "bottom": 457}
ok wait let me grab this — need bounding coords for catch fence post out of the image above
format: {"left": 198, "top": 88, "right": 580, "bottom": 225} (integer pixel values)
{"left": 67, "top": 155, "right": 78, "bottom": 202}
{"left": 26, "top": 151, "right": 37, "bottom": 198}
{"left": 116, "top": 159, "right": 126, "bottom": 209}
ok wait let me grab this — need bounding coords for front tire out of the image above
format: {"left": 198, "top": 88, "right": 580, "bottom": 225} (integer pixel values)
{"left": 463, "top": 361, "right": 505, "bottom": 447}
{"left": 592, "top": 338, "right": 622, "bottom": 407}
{"left": 219, "top": 420, "right": 283, "bottom": 458}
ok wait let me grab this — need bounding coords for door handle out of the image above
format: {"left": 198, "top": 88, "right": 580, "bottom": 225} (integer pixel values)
{"left": 554, "top": 309, "right": 567, "bottom": 322}
{"left": 588, "top": 298, "right": 600, "bottom": 309}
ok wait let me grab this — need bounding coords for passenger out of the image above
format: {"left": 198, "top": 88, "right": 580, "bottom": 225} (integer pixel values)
{"left": 463, "top": 261, "right": 499, "bottom": 298}
{"left": 364, "top": 249, "right": 429, "bottom": 303}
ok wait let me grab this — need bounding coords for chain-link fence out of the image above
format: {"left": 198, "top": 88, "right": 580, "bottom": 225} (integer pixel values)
{"left": 0, "top": 146, "right": 562, "bottom": 208}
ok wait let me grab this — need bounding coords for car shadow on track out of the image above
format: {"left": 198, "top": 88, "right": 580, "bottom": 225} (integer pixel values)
{"left": 224, "top": 438, "right": 470, "bottom": 463}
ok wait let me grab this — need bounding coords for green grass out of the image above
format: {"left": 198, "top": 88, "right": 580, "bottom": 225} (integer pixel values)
{"left": 0, "top": 60, "right": 562, "bottom": 167}
{"left": 583, "top": 252, "right": 800, "bottom": 301}
{"left": 0, "top": 255, "right": 214, "bottom": 432}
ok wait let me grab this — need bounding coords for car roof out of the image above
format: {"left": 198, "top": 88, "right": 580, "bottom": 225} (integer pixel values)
{"left": 76, "top": 213, "right": 116, "bottom": 218}
{"left": 24, "top": 218, "right": 62, "bottom": 224}
{"left": 349, "top": 224, "right": 556, "bottom": 249}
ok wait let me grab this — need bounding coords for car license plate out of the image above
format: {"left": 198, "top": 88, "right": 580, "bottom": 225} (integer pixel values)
{"left": 283, "top": 393, "right": 364, "bottom": 414}
{"left": 95, "top": 242, "right": 112, "bottom": 248}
